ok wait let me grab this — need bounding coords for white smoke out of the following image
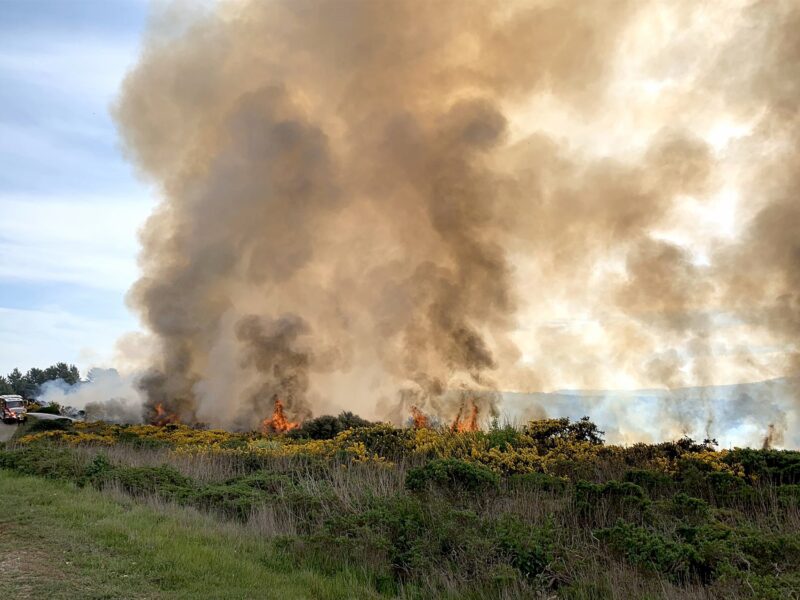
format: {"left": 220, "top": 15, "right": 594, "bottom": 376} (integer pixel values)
{"left": 37, "top": 368, "right": 144, "bottom": 424}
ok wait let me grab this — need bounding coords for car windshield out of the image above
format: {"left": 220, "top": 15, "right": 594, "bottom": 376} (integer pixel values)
{"left": 5, "top": 400, "right": 23, "bottom": 408}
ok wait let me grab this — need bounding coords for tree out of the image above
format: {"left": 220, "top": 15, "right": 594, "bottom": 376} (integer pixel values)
{"left": 2, "top": 363, "right": 83, "bottom": 400}
{"left": 7, "top": 368, "right": 24, "bottom": 396}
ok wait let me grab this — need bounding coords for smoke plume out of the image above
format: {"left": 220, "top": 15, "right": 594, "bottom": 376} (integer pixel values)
{"left": 37, "top": 368, "right": 144, "bottom": 424}
{"left": 114, "top": 0, "right": 800, "bottom": 444}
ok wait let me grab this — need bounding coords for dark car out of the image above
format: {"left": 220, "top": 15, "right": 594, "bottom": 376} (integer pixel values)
{"left": 1, "top": 395, "right": 27, "bottom": 424}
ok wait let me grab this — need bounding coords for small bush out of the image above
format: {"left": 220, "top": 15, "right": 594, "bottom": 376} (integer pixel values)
{"left": 493, "top": 514, "right": 552, "bottom": 578}
{"left": 111, "top": 465, "right": 193, "bottom": 499}
{"left": 406, "top": 458, "right": 499, "bottom": 496}
{"left": 575, "top": 480, "right": 649, "bottom": 524}
{"left": 21, "top": 417, "right": 73, "bottom": 435}
{"left": 0, "top": 445, "right": 84, "bottom": 480}
{"left": 288, "top": 412, "right": 375, "bottom": 440}
{"left": 596, "top": 521, "right": 700, "bottom": 583}
{"left": 624, "top": 469, "right": 673, "bottom": 497}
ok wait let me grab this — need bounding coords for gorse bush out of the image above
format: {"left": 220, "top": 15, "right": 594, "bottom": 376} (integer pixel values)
{"left": 596, "top": 521, "right": 702, "bottom": 583}
{"left": 287, "top": 411, "right": 375, "bottom": 440}
{"left": 406, "top": 458, "right": 500, "bottom": 496}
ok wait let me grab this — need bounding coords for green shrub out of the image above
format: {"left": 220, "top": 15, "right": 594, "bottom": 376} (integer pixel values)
{"left": 406, "top": 458, "right": 499, "bottom": 496}
{"left": 82, "top": 453, "right": 114, "bottom": 486}
{"left": 493, "top": 514, "right": 552, "bottom": 578}
{"left": 340, "top": 424, "right": 411, "bottom": 459}
{"left": 0, "top": 445, "right": 84, "bottom": 480}
{"left": 314, "top": 494, "right": 551, "bottom": 591}
{"left": 777, "top": 484, "right": 800, "bottom": 507}
{"left": 670, "top": 493, "right": 711, "bottom": 524}
{"left": 575, "top": 480, "right": 649, "bottom": 524}
{"left": 624, "top": 469, "right": 673, "bottom": 497}
{"left": 523, "top": 417, "right": 604, "bottom": 449}
{"left": 596, "top": 521, "right": 700, "bottom": 583}
{"left": 724, "top": 449, "right": 800, "bottom": 484}
{"left": 110, "top": 465, "right": 193, "bottom": 499}
{"left": 288, "top": 412, "right": 375, "bottom": 440}
{"left": 485, "top": 424, "right": 523, "bottom": 450}
{"left": 189, "top": 482, "right": 269, "bottom": 520}
{"left": 20, "top": 417, "right": 73, "bottom": 435}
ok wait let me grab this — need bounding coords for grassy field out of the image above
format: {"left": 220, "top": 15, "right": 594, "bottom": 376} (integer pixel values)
{"left": 0, "top": 470, "right": 377, "bottom": 600}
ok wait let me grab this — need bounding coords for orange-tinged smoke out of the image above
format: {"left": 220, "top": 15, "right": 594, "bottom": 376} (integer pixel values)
{"left": 452, "top": 402, "right": 480, "bottom": 433}
{"left": 261, "top": 398, "right": 300, "bottom": 434}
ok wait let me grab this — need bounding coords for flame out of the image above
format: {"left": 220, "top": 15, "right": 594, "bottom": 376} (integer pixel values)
{"left": 152, "top": 403, "right": 179, "bottom": 426}
{"left": 410, "top": 405, "right": 429, "bottom": 428}
{"left": 452, "top": 401, "right": 479, "bottom": 432}
{"left": 262, "top": 398, "right": 300, "bottom": 434}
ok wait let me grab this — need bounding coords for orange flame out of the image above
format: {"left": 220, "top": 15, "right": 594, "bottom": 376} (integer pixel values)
{"left": 452, "top": 401, "right": 479, "bottom": 432}
{"left": 152, "top": 403, "right": 179, "bottom": 426}
{"left": 262, "top": 398, "right": 300, "bottom": 434}
{"left": 410, "top": 405, "right": 429, "bottom": 428}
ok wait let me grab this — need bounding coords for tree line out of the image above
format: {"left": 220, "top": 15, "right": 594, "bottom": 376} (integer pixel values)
{"left": 0, "top": 363, "right": 81, "bottom": 400}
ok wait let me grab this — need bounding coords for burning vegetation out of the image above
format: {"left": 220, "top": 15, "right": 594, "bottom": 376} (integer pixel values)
{"left": 151, "top": 403, "right": 179, "bottom": 427}
{"left": 261, "top": 398, "right": 300, "bottom": 434}
{"left": 410, "top": 405, "right": 430, "bottom": 429}
{"left": 452, "top": 401, "right": 480, "bottom": 433}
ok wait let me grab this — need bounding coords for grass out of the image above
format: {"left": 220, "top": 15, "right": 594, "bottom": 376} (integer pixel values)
{"left": 0, "top": 470, "right": 378, "bottom": 600}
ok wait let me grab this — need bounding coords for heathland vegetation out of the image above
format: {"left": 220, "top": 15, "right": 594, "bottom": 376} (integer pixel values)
{"left": 1, "top": 415, "right": 799, "bottom": 599}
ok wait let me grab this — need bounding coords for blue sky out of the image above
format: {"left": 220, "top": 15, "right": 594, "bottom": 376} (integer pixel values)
{"left": 0, "top": 0, "right": 153, "bottom": 375}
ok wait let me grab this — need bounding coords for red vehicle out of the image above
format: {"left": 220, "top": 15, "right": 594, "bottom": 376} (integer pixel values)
{"left": 1, "top": 395, "right": 27, "bottom": 424}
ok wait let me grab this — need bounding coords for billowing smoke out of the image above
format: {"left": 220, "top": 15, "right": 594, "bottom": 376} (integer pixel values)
{"left": 113, "top": 0, "right": 800, "bottom": 444}
{"left": 37, "top": 368, "right": 144, "bottom": 424}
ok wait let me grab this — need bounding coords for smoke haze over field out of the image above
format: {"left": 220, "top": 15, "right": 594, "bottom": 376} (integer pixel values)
{"left": 111, "top": 0, "right": 800, "bottom": 444}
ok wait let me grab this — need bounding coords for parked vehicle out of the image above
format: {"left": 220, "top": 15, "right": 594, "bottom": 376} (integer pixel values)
{"left": 0, "top": 395, "right": 27, "bottom": 424}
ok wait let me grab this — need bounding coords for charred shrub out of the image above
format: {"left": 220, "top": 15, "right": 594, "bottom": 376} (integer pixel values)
{"left": 406, "top": 458, "right": 499, "bottom": 496}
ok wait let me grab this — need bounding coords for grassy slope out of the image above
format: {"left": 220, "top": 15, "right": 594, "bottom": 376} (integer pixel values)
{"left": 0, "top": 470, "right": 377, "bottom": 600}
